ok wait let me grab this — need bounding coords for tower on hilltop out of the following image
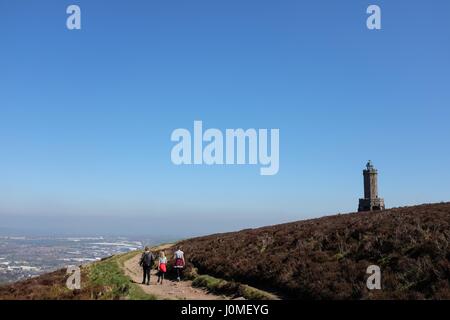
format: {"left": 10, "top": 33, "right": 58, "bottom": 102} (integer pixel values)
{"left": 358, "top": 160, "right": 385, "bottom": 212}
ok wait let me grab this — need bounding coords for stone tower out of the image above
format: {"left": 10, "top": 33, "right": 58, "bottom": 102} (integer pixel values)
{"left": 358, "top": 160, "right": 385, "bottom": 212}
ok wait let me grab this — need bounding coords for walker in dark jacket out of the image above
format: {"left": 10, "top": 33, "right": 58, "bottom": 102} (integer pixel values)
{"left": 139, "top": 248, "right": 154, "bottom": 285}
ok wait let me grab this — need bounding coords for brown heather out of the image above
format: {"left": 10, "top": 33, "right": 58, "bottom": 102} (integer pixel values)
{"left": 178, "top": 202, "right": 450, "bottom": 299}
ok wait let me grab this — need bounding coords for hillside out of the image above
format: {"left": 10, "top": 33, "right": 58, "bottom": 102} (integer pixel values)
{"left": 1, "top": 202, "right": 449, "bottom": 300}
{"left": 0, "top": 252, "right": 154, "bottom": 300}
{"left": 178, "top": 202, "right": 450, "bottom": 299}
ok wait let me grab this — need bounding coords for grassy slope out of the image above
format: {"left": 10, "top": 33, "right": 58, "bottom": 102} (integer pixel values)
{"left": 178, "top": 202, "right": 450, "bottom": 299}
{"left": 0, "top": 251, "right": 155, "bottom": 300}
{"left": 191, "top": 274, "right": 278, "bottom": 300}
{"left": 87, "top": 251, "right": 156, "bottom": 300}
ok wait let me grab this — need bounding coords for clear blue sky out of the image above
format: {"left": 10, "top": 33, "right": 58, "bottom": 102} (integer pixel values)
{"left": 1, "top": 1, "right": 449, "bottom": 236}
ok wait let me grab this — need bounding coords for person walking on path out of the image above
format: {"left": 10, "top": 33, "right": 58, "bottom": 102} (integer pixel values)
{"left": 173, "top": 246, "right": 185, "bottom": 281}
{"left": 157, "top": 251, "right": 167, "bottom": 285}
{"left": 139, "top": 246, "right": 154, "bottom": 285}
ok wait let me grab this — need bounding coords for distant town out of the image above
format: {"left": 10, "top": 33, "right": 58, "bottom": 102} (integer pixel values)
{"left": 0, "top": 235, "right": 169, "bottom": 284}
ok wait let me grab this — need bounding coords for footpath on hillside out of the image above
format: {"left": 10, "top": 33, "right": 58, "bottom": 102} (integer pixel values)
{"left": 121, "top": 245, "right": 227, "bottom": 300}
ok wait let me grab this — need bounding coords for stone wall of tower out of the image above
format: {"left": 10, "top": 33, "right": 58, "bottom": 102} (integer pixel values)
{"left": 363, "top": 169, "right": 378, "bottom": 199}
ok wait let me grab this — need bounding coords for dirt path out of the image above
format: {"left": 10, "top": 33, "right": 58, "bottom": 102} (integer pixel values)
{"left": 122, "top": 248, "right": 227, "bottom": 300}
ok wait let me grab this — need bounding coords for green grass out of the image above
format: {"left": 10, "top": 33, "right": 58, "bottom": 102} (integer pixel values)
{"left": 192, "top": 275, "right": 225, "bottom": 290}
{"left": 192, "top": 274, "right": 278, "bottom": 300}
{"left": 88, "top": 251, "right": 156, "bottom": 300}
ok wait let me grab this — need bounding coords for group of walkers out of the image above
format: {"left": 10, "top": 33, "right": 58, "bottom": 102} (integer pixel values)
{"left": 139, "top": 246, "right": 185, "bottom": 285}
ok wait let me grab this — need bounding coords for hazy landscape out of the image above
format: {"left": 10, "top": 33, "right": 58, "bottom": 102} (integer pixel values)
{"left": 0, "top": 235, "right": 169, "bottom": 284}
{"left": 1, "top": 202, "right": 448, "bottom": 300}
